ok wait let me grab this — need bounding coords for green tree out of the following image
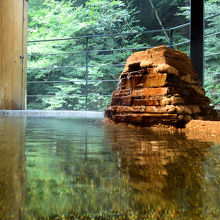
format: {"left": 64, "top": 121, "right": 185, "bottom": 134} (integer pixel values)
{"left": 177, "top": 0, "right": 220, "bottom": 106}
{"left": 204, "top": 0, "right": 220, "bottom": 107}
{"left": 28, "top": 0, "right": 146, "bottom": 110}
{"left": 28, "top": 0, "right": 219, "bottom": 110}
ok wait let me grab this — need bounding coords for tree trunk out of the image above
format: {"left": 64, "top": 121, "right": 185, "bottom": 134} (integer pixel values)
{"left": 148, "top": 0, "right": 169, "bottom": 40}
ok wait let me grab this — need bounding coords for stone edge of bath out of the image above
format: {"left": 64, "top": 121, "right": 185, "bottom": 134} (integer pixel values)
{"left": 0, "top": 110, "right": 104, "bottom": 118}
{"left": 0, "top": 109, "right": 218, "bottom": 118}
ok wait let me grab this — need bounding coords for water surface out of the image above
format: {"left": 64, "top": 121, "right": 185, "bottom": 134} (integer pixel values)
{"left": 0, "top": 116, "right": 219, "bottom": 219}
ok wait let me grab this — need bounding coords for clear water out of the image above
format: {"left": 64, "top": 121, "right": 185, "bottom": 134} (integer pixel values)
{"left": 0, "top": 116, "right": 219, "bottom": 220}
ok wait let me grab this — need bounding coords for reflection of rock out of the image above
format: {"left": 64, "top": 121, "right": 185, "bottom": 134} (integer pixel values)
{"left": 0, "top": 117, "right": 26, "bottom": 220}
{"left": 105, "top": 125, "right": 212, "bottom": 210}
{"left": 105, "top": 46, "right": 217, "bottom": 127}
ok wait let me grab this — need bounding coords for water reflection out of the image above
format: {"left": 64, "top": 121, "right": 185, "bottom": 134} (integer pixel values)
{"left": 24, "top": 117, "right": 124, "bottom": 219}
{"left": 105, "top": 125, "right": 220, "bottom": 219}
{"left": 0, "top": 117, "right": 26, "bottom": 220}
{"left": 1, "top": 116, "right": 218, "bottom": 219}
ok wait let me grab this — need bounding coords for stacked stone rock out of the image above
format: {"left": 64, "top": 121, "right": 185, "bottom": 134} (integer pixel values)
{"left": 105, "top": 46, "right": 217, "bottom": 127}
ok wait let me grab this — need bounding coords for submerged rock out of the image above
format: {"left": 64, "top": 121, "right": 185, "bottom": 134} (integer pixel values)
{"left": 104, "top": 46, "right": 217, "bottom": 127}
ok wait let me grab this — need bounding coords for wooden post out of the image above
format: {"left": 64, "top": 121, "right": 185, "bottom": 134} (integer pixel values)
{"left": 190, "top": 0, "right": 204, "bottom": 86}
{"left": 0, "top": 0, "right": 28, "bottom": 110}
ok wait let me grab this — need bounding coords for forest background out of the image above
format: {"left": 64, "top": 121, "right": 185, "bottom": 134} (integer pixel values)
{"left": 27, "top": 0, "right": 220, "bottom": 110}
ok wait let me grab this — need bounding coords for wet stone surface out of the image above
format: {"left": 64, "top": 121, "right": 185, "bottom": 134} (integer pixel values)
{"left": 105, "top": 46, "right": 217, "bottom": 128}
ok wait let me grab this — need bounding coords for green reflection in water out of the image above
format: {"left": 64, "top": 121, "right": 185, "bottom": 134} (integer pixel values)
{"left": 0, "top": 116, "right": 220, "bottom": 220}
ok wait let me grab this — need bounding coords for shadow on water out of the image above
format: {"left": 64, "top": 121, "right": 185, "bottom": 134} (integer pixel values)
{"left": 0, "top": 116, "right": 219, "bottom": 219}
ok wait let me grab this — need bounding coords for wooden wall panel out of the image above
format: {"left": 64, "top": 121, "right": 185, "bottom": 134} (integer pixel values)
{"left": 0, "top": 0, "right": 28, "bottom": 110}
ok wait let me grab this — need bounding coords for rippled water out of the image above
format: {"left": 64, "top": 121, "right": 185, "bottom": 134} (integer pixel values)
{"left": 0, "top": 116, "right": 219, "bottom": 220}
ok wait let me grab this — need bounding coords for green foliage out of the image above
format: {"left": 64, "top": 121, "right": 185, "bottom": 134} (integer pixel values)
{"left": 28, "top": 0, "right": 220, "bottom": 110}
{"left": 177, "top": 1, "right": 220, "bottom": 107}
{"left": 28, "top": 0, "right": 146, "bottom": 110}
{"left": 204, "top": 1, "right": 220, "bottom": 106}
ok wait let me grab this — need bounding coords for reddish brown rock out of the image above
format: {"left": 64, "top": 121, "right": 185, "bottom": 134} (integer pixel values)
{"left": 105, "top": 45, "right": 217, "bottom": 127}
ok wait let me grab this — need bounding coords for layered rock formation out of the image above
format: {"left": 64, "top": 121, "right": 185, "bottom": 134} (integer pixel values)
{"left": 105, "top": 46, "right": 217, "bottom": 127}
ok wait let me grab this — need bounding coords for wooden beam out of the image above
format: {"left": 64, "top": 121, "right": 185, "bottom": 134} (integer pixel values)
{"left": 0, "top": 0, "right": 28, "bottom": 110}
{"left": 190, "top": 0, "right": 204, "bottom": 86}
